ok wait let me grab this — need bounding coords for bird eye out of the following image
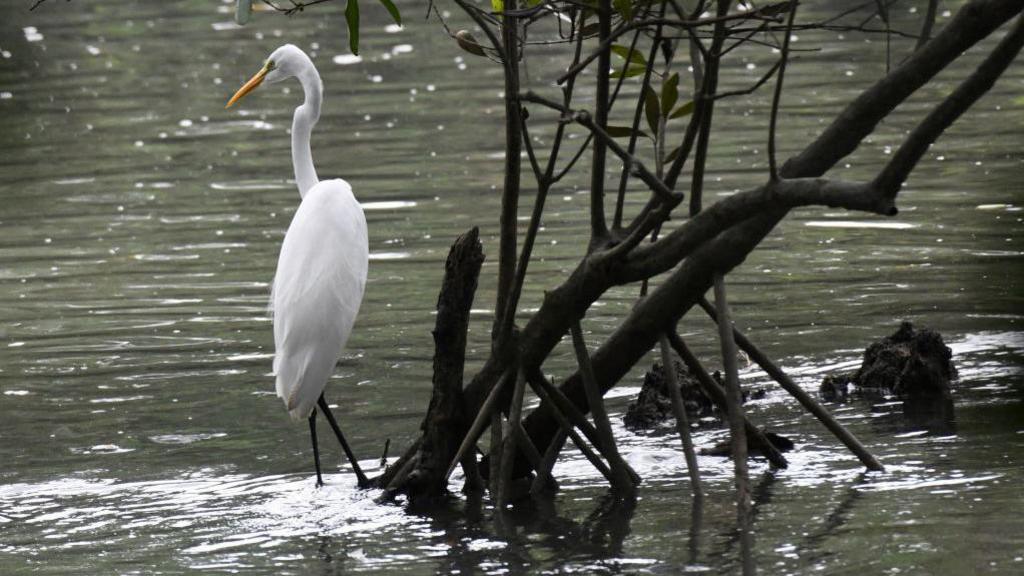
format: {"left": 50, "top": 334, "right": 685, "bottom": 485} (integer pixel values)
{"left": 265, "top": 59, "right": 276, "bottom": 71}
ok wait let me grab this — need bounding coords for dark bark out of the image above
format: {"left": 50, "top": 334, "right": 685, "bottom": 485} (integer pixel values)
{"left": 373, "top": 228, "right": 484, "bottom": 504}
{"left": 493, "top": 7, "right": 523, "bottom": 346}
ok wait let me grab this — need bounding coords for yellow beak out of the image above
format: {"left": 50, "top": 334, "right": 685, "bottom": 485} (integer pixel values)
{"left": 225, "top": 64, "right": 270, "bottom": 108}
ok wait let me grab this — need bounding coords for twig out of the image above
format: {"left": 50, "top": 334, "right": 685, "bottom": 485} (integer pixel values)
{"left": 530, "top": 427, "right": 567, "bottom": 494}
{"left": 768, "top": 2, "right": 799, "bottom": 181}
{"left": 527, "top": 373, "right": 615, "bottom": 483}
{"left": 714, "top": 59, "right": 782, "bottom": 100}
{"left": 556, "top": 8, "right": 791, "bottom": 85}
{"left": 443, "top": 368, "right": 512, "bottom": 482}
{"left": 520, "top": 92, "right": 680, "bottom": 205}
{"left": 612, "top": 27, "right": 656, "bottom": 230}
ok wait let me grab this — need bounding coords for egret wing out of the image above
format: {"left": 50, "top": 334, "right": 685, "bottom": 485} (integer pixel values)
{"left": 271, "top": 180, "right": 368, "bottom": 419}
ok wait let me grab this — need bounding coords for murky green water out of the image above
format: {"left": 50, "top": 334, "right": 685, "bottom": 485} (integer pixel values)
{"left": 1, "top": 1, "right": 1022, "bottom": 574}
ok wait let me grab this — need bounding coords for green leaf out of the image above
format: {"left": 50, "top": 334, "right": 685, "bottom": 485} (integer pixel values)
{"left": 377, "top": 0, "right": 401, "bottom": 26}
{"left": 669, "top": 100, "right": 695, "bottom": 119}
{"left": 612, "top": 0, "right": 632, "bottom": 21}
{"left": 610, "top": 64, "right": 646, "bottom": 78}
{"left": 661, "top": 73, "right": 679, "bottom": 117}
{"left": 345, "top": 0, "right": 360, "bottom": 55}
{"left": 526, "top": 0, "right": 543, "bottom": 5}
{"left": 604, "top": 125, "right": 649, "bottom": 139}
{"left": 491, "top": 0, "right": 504, "bottom": 13}
{"left": 610, "top": 44, "right": 647, "bottom": 66}
{"left": 664, "top": 145, "right": 682, "bottom": 164}
{"left": 644, "top": 85, "right": 660, "bottom": 136}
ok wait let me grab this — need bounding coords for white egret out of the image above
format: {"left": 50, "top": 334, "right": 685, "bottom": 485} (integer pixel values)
{"left": 226, "top": 44, "right": 369, "bottom": 488}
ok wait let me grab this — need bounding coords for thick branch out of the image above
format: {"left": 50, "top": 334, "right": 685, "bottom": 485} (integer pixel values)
{"left": 619, "top": 178, "right": 890, "bottom": 282}
{"left": 874, "top": 14, "right": 1024, "bottom": 197}
{"left": 781, "top": 0, "right": 1023, "bottom": 178}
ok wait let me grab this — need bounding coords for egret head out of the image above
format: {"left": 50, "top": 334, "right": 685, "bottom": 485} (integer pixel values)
{"left": 225, "top": 44, "right": 313, "bottom": 108}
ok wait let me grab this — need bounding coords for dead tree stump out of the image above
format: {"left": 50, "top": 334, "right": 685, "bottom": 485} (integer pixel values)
{"left": 373, "top": 228, "right": 484, "bottom": 505}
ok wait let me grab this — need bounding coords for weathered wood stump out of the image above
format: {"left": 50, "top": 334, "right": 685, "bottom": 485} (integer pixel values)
{"left": 373, "top": 228, "right": 484, "bottom": 505}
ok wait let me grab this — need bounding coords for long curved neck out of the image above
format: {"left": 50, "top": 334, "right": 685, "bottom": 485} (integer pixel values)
{"left": 292, "top": 63, "right": 323, "bottom": 198}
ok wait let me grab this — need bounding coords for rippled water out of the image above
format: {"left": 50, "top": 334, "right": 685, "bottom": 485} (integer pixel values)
{"left": 1, "top": 1, "right": 1022, "bottom": 574}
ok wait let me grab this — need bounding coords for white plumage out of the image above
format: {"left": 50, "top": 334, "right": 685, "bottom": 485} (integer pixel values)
{"left": 227, "top": 44, "right": 371, "bottom": 486}
{"left": 272, "top": 179, "right": 368, "bottom": 420}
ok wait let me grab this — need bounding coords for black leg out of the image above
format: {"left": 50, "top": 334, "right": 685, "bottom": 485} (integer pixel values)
{"left": 308, "top": 409, "right": 324, "bottom": 488}
{"left": 317, "top": 394, "right": 370, "bottom": 488}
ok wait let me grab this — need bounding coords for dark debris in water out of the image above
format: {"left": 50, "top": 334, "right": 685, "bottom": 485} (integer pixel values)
{"left": 624, "top": 360, "right": 765, "bottom": 432}
{"left": 820, "top": 321, "right": 958, "bottom": 402}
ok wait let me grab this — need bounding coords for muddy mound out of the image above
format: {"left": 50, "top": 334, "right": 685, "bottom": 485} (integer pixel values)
{"left": 623, "top": 360, "right": 714, "bottom": 431}
{"left": 821, "top": 321, "right": 957, "bottom": 401}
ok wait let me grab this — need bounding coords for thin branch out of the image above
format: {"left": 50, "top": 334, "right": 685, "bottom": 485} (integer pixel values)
{"left": 916, "top": 0, "right": 939, "bottom": 51}
{"left": 712, "top": 275, "right": 754, "bottom": 576}
{"left": 667, "top": 332, "right": 788, "bottom": 469}
{"left": 497, "top": 365, "right": 528, "bottom": 506}
{"left": 571, "top": 322, "right": 636, "bottom": 493}
{"left": 493, "top": 5, "right": 523, "bottom": 345}
{"left": 768, "top": 2, "right": 799, "bottom": 181}
{"left": 714, "top": 58, "right": 782, "bottom": 100}
{"left": 521, "top": 93, "right": 681, "bottom": 205}
{"left": 686, "top": 0, "right": 730, "bottom": 216}
{"left": 612, "top": 28, "right": 659, "bottom": 230}
{"left": 556, "top": 7, "right": 790, "bottom": 85}
{"left": 658, "top": 335, "right": 702, "bottom": 500}
{"left": 527, "top": 368, "right": 641, "bottom": 485}
{"left": 697, "top": 297, "right": 886, "bottom": 472}
{"left": 552, "top": 133, "right": 594, "bottom": 183}
{"left": 589, "top": 0, "right": 613, "bottom": 244}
